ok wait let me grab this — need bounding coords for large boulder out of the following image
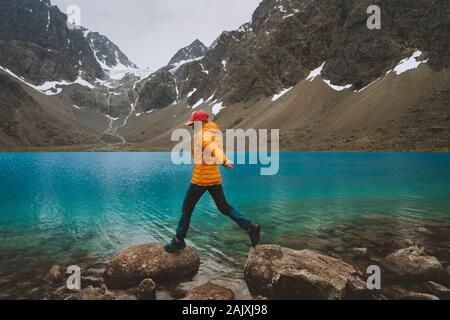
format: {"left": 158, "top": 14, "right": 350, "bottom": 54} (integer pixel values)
{"left": 380, "top": 246, "right": 443, "bottom": 281}
{"left": 104, "top": 243, "right": 200, "bottom": 289}
{"left": 182, "top": 283, "right": 235, "bottom": 301}
{"left": 243, "top": 245, "right": 366, "bottom": 300}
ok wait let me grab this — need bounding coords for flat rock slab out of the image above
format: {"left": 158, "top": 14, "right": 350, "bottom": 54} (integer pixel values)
{"left": 104, "top": 243, "right": 200, "bottom": 289}
{"left": 182, "top": 282, "right": 235, "bottom": 300}
{"left": 244, "top": 245, "right": 365, "bottom": 300}
{"left": 380, "top": 246, "right": 443, "bottom": 281}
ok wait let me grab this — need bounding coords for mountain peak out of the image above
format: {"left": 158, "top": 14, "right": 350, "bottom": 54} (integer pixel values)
{"left": 82, "top": 27, "right": 137, "bottom": 70}
{"left": 168, "top": 39, "right": 208, "bottom": 65}
{"left": 191, "top": 39, "right": 204, "bottom": 46}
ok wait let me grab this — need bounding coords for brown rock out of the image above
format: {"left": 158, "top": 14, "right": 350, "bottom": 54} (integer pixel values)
{"left": 346, "top": 275, "right": 377, "bottom": 300}
{"left": 78, "top": 286, "right": 112, "bottom": 300}
{"left": 182, "top": 283, "right": 235, "bottom": 300}
{"left": 104, "top": 243, "right": 200, "bottom": 289}
{"left": 380, "top": 246, "right": 443, "bottom": 281}
{"left": 244, "top": 245, "right": 365, "bottom": 300}
{"left": 404, "top": 239, "right": 415, "bottom": 246}
{"left": 136, "top": 279, "right": 156, "bottom": 300}
{"left": 85, "top": 267, "right": 105, "bottom": 277}
{"left": 81, "top": 276, "right": 104, "bottom": 289}
{"left": 444, "top": 266, "right": 450, "bottom": 286}
{"left": 423, "top": 281, "right": 450, "bottom": 299}
{"left": 48, "top": 265, "right": 64, "bottom": 284}
{"left": 381, "top": 285, "right": 439, "bottom": 300}
{"left": 397, "top": 292, "right": 440, "bottom": 300}
{"left": 352, "top": 247, "right": 368, "bottom": 258}
{"left": 417, "top": 227, "right": 433, "bottom": 235}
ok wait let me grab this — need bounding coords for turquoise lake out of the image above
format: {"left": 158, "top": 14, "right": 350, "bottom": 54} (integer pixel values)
{"left": 0, "top": 152, "right": 449, "bottom": 298}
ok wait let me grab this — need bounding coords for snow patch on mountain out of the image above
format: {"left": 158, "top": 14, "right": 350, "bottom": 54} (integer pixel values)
{"left": 46, "top": 10, "right": 50, "bottom": 31}
{"left": 394, "top": 50, "right": 428, "bottom": 75}
{"left": 275, "top": 5, "right": 287, "bottom": 13}
{"left": 306, "top": 62, "right": 326, "bottom": 81}
{"left": 188, "top": 88, "right": 197, "bottom": 98}
{"left": 323, "top": 80, "right": 352, "bottom": 91}
{"left": 212, "top": 102, "right": 224, "bottom": 116}
{"left": 0, "top": 65, "right": 95, "bottom": 95}
{"left": 105, "top": 115, "right": 119, "bottom": 121}
{"left": 272, "top": 87, "right": 293, "bottom": 101}
{"left": 169, "top": 56, "right": 204, "bottom": 75}
{"left": 206, "top": 93, "right": 216, "bottom": 103}
{"left": 222, "top": 60, "right": 227, "bottom": 71}
{"left": 191, "top": 98, "right": 205, "bottom": 109}
{"left": 306, "top": 62, "right": 352, "bottom": 91}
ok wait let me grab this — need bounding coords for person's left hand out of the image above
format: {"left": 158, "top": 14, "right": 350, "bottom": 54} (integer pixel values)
{"left": 223, "top": 160, "right": 234, "bottom": 169}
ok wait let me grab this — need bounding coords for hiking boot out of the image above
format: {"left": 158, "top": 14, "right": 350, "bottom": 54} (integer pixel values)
{"left": 164, "top": 237, "right": 186, "bottom": 253}
{"left": 248, "top": 224, "right": 261, "bottom": 247}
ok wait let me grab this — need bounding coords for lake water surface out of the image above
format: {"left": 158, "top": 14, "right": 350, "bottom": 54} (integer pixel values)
{"left": 0, "top": 152, "right": 449, "bottom": 299}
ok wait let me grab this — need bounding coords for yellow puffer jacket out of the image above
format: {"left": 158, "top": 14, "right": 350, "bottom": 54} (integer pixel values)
{"left": 191, "top": 122, "right": 227, "bottom": 186}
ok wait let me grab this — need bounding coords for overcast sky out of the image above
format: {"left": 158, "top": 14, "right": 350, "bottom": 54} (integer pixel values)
{"left": 52, "top": 0, "right": 262, "bottom": 70}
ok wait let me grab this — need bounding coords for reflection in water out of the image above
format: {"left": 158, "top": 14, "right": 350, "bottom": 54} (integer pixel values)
{"left": 0, "top": 152, "right": 449, "bottom": 299}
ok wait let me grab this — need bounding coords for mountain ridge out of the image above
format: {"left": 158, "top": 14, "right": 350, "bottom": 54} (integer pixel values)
{"left": 134, "top": 0, "right": 450, "bottom": 111}
{"left": 0, "top": 0, "right": 138, "bottom": 85}
{"left": 0, "top": 0, "right": 448, "bottom": 151}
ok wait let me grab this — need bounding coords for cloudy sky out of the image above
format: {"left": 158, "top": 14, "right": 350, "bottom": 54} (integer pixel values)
{"left": 52, "top": 0, "right": 262, "bottom": 70}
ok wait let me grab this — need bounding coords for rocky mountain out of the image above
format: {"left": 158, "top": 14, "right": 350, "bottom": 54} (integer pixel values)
{"left": 0, "top": 69, "right": 107, "bottom": 149}
{"left": 0, "top": 0, "right": 104, "bottom": 83}
{"left": 0, "top": 0, "right": 139, "bottom": 85}
{"left": 168, "top": 39, "right": 208, "bottom": 65}
{"left": 0, "top": 0, "right": 145, "bottom": 149}
{"left": 0, "top": 0, "right": 449, "bottom": 151}
{"left": 124, "top": 0, "right": 449, "bottom": 151}
{"left": 135, "top": 0, "right": 450, "bottom": 110}
{"left": 83, "top": 28, "right": 137, "bottom": 70}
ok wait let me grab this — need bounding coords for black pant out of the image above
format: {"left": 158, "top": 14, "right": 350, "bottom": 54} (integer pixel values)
{"left": 176, "top": 184, "right": 252, "bottom": 239}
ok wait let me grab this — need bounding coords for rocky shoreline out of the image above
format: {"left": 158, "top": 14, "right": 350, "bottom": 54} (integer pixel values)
{"left": 1, "top": 216, "right": 449, "bottom": 300}
{"left": 41, "top": 243, "right": 450, "bottom": 301}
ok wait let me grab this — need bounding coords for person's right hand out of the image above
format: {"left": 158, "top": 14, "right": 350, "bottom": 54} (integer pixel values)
{"left": 223, "top": 160, "right": 234, "bottom": 169}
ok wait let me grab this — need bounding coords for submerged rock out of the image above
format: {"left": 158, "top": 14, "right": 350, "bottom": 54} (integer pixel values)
{"left": 397, "top": 292, "right": 440, "bottom": 300}
{"left": 380, "top": 285, "right": 438, "bottom": 300}
{"left": 78, "top": 286, "right": 112, "bottom": 300}
{"left": 48, "top": 265, "right": 64, "bottom": 284}
{"left": 423, "top": 281, "right": 450, "bottom": 299}
{"left": 442, "top": 266, "right": 450, "bottom": 287}
{"left": 380, "top": 246, "right": 443, "bottom": 281}
{"left": 243, "top": 245, "right": 366, "bottom": 300}
{"left": 81, "top": 276, "right": 104, "bottom": 289}
{"left": 104, "top": 243, "right": 200, "bottom": 289}
{"left": 182, "top": 283, "right": 235, "bottom": 301}
{"left": 417, "top": 227, "right": 433, "bottom": 235}
{"left": 136, "top": 279, "right": 156, "bottom": 300}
